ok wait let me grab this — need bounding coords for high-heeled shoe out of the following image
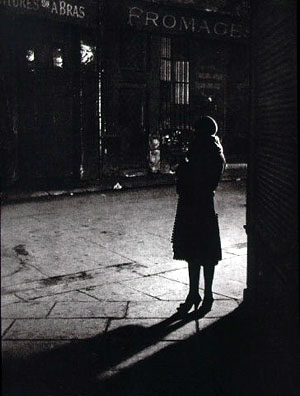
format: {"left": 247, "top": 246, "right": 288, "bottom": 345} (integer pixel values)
{"left": 176, "top": 294, "right": 202, "bottom": 315}
{"left": 201, "top": 295, "right": 214, "bottom": 309}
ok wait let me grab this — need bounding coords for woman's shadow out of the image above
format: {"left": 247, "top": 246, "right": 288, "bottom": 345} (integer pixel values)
{"left": 3, "top": 304, "right": 213, "bottom": 396}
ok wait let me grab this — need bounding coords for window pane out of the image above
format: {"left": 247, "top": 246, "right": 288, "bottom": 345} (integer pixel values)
{"left": 160, "top": 59, "right": 171, "bottom": 81}
{"left": 26, "top": 49, "right": 35, "bottom": 62}
{"left": 175, "top": 61, "right": 189, "bottom": 82}
{"left": 161, "top": 37, "right": 171, "bottom": 58}
{"left": 80, "top": 41, "right": 95, "bottom": 65}
{"left": 53, "top": 48, "right": 63, "bottom": 68}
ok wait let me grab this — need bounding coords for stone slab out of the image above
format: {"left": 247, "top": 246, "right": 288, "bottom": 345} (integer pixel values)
{"left": 3, "top": 319, "right": 108, "bottom": 340}
{"left": 98, "top": 341, "right": 176, "bottom": 373}
{"left": 2, "top": 340, "right": 70, "bottom": 359}
{"left": 108, "top": 318, "right": 219, "bottom": 341}
{"left": 81, "top": 283, "right": 156, "bottom": 302}
{"left": 127, "top": 301, "right": 180, "bottom": 318}
{"left": 49, "top": 301, "right": 127, "bottom": 318}
{"left": 23, "top": 290, "right": 102, "bottom": 303}
{"left": 1, "top": 319, "right": 14, "bottom": 336}
{"left": 2, "top": 302, "right": 54, "bottom": 319}
{"left": 203, "top": 299, "right": 239, "bottom": 318}
{"left": 1, "top": 294, "right": 24, "bottom": 306}
{"left": 2, "top": 268, "right": 143, "bottom": 300}
{"left": 124, "top": 275, "right": 187, "bottom": 299}
{"left": 136, "top": 261, "right": 186, "bottom": 276}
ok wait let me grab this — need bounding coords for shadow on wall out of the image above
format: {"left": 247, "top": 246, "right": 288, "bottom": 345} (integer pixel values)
{"left": 2, "top": 304, "right": 299, "bottom": 396}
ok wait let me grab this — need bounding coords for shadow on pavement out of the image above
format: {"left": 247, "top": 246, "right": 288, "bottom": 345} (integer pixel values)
{"left": 2, "top": 303, "right": 299, "bottom": 396}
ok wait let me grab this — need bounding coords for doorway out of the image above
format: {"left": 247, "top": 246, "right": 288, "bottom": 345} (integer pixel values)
{"left": 118, "top": 86, "right": 148, "bottom": 172}
{"left": 15, "top": 20, "right": 80, "bottom": 188}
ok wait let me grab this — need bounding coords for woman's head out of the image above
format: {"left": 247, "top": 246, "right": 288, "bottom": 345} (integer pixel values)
{"left": 194, "top": 116, "right": 218, "bottom": 137}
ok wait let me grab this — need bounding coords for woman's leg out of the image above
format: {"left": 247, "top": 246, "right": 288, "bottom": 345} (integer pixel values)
{"left": 187, "top": 260, "right": 201, "bottom": 297}
{"left": 203, "top": 263, "right": 216, "bottom": 300}
{"left": 176, "top": 260, "right": 201, "bottom": 313}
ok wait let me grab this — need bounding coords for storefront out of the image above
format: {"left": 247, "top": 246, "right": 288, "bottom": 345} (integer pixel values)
{"left": 1, "top": 0, "right": 250, "bottom": 190}
{"left": 101, "top": 0, "right": 249, "bottom": 178}
{"left": 1, "top": 0, "right": 101, "bottom": 189}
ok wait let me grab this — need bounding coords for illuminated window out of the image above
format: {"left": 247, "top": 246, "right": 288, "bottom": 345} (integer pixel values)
{"left": 160, "top": 37, "right": 171, "bottom": 81}
{"left": 160, "top": 37, "right": 190, "bottom": 130}
{"left": 175, "top": 60, "right": 189, "bottom": 104}
{"left": 26, "top": 49, "right": 35, "bottom": 62}
{"left": 53, "top": 48, "right": 63, "bottom": 68}
{"left": 80, "top": 41, "right": 95, "bottom": 65}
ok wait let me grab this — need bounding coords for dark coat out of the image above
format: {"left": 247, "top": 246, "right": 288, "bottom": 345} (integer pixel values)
{"left": 172, "top": 135, "right": 225, "bottom": 264}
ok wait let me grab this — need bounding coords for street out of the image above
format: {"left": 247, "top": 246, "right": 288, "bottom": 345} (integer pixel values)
{"left": 2, "top": 181, "right": 248, "bottom": 395}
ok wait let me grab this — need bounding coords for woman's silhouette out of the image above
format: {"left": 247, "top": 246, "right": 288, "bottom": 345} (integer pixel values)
{"left": 172, "top": 116, "right": 226, "bottom": 314}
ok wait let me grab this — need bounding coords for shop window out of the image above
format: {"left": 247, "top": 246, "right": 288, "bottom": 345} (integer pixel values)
{"left": 160, "top": 37, "right": 171, "bottom": 81}
{"left": 26, "top": 49, "right": 35, "bottom": 63}
{"left": 25, "top": 49, "right": 35, "bottom": 71}
{"left": 175, "top": 60, "right": 189, "bottom": 104}
{"left": 159, "top": 36, "right": 190, "bottom": 130}
{"left": 80, "top": 41, "right": 95, "bottom": 66}
{"left": 53, "top": 48, "right": 63, "bottom": 68}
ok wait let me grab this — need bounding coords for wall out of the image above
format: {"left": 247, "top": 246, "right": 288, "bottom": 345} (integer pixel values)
{"left": 246, "top": 0, "right": 298, "bottom": 327}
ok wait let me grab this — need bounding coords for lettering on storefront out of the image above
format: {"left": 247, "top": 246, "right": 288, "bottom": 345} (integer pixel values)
{"left": 0, "top": 0, "right": 97, "bottom": 26}
{"left": 127, "top": 6, "right": 249, "bottom": 39}
{"left": 196, "top": 72, "right": 224, "bottom": 90}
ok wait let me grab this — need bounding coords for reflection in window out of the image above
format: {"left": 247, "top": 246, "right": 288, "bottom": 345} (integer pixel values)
{"left": 80, "top": 41, "right": 95, "bottom": 65}
{"left": 53, "top": 48, "right": 63, "bottom": 68}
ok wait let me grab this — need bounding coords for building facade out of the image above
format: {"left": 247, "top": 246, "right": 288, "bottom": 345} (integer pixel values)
{"left": 102, "top": 0, "right": 250, "bottom": 178}
{"left": 1, "top": 0, "right": 101, "bottom": 190}
{"left": 1, "top": 0, "right": 249, "bottom": 190}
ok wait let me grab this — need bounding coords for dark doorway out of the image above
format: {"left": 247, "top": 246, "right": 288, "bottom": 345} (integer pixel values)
{"left": 118, "top": 86, "right": 148, "bottom": 172}
{"left": 15, "top": 20, "right": 80, "bottom": 188}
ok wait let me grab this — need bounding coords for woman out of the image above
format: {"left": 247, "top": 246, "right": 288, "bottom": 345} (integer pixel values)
{"left": 172, "top": 116, "right": 226, "bottom": 314}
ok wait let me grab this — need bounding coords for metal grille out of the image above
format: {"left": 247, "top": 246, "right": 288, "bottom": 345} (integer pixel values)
{"left": 159, "top": 36, "right": 191, "bottom": 131}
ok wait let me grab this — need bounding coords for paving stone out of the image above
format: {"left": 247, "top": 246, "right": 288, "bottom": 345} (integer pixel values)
{"left": 1, "top": 257, "right": 48, "bottom": 288}
{"left": 158, "top": 287, "right": 197, "bottom": 301}
{"left": 2, "top": 268, "right": 143, "bottom": 300}
{"left": 204, "top": 299, "right": 239, "bottom": 318}
{"left": 23, "top": 290, "right": 101, "bottom": 303}
{"left": 2, "top": 302, "right": 54, "bottom": 319}
{"left": 49, "top": 301, "right": 127, "bottom": 318}
{"left": 108, "top": 318, "right": 161, "bottom": 331}
{"left": 99, "top": 341, "right": 176, "bottom": 373}
{"left": 3, "top": 319, "right": 108, "bottom": 340}
{"left": 1, "top": 294, "right": 24, "bottom": 306}
{"left": 108, "top": 318, "right": 219, "bottom": 341}
{"left": 212, "top": 277, "right": 246, "bottom": 300}
{"left": 1, "top": 319, "right": 15, "bottom": 336}
{"left": 2, "top": 340, "right": 70, "bottom": 359}
{"left": 136, "top": 260, "right": 186, "bottom": 276}
{"left": 124, "top": 275, "right": 186, "bottom": 298}
{"left": 226, "top": 247, "right": 247, "bottom": 256}
{"left": 221, "top": 250, "right": 241, "bottom": 260}
{"left": 81, "top": 283, "right": 156, "bottom": 301}
{"left": 23, "top": 237, "right": 128, "bottom": 277}
{"left": 127, "top": 301, "right": 180, "bottom": 318}
{"left": 159, "top": 268, "right": 189, "bottom": 284}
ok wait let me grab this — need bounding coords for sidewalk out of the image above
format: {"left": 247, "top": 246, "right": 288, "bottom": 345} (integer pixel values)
{"left": 1, "top": 163, "right": 247, "bottom": 204}
{"left": 2, "top": 182, "right": 248, "bottom": 395}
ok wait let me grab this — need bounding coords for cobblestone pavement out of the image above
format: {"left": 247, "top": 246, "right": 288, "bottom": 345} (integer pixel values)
{"left": 2, "top": 181, "right": 249, "bottom": 395}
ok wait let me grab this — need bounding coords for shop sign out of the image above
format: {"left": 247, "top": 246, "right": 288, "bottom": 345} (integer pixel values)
{"left": 196, "top": 71, "right": 224, "bottom": 90}
{"left": 0, "top": 0, "right": 98, "bottom": 27}
{"left": 126, "top": 2, "right": 249, "bottom": 40}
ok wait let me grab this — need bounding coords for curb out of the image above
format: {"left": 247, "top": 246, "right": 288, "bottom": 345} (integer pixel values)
{"left": 1, "top": 164, "right": 247, "bottom": 205}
